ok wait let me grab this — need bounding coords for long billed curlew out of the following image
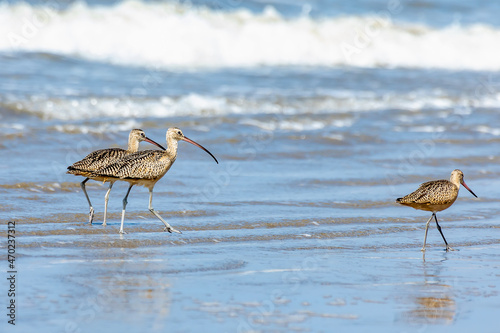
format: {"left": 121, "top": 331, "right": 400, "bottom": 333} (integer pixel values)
{"left": 396, "top": 169, "right": 477, "bottom": 252}
{"left": 91, "top": 127, "right": 218, "bottom": 234}
{"left": 67, "top": 129, "right": 165, "bottom": 225}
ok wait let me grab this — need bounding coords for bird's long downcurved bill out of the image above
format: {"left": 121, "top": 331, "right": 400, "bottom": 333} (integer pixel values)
{"left": 144, "top": 137, "right": 166, "bottom": 150}
{"left": 182, "top": 136, "right": 219, "bottom": 164}
{"left": 461, "top": 181, "right": 478, "bottom": 198}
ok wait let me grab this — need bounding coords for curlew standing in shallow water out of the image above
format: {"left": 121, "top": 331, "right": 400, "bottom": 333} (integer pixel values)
{"left": 396, "top": 169, "right": 477, "bottom": 252}
{"left": 67, "top": 129, "right": 165, "bottom": 225}
{"left": 92, "top": 127, "right": 218, "bottom": 234}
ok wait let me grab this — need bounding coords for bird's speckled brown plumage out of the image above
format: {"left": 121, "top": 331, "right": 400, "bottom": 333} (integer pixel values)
{"left": 93, "top": 148, "right": 176, "bottom": 183}
{"left": 396, "top": 179, "right": 459, "bottom": 212}
{"left": 67, "top": 129, "right": 165, "bottom": 179}
{"left": 90, "top": 127, "right": 218, "bottom": 234}
{"left": 92, "top": 128, "right": 218, "bottom": 186}
{"left": 396, "top": 169, "right": 477, "bottom": 252}
{"left": 67, "top": 148, "right": 131, "bottom": 178}
{"left": 66, "top": 129, "right": 165, "bottom": 225}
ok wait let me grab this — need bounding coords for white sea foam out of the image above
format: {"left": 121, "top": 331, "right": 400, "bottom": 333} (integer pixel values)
{"left": 2, "top": 0, "right": 500, "bottom": 70}
{"left": 475, "top": 125, "right": 500, "bottom": 136}
{"left": 394, "top": 125, "right": 446, "bottom": 133}
{"left": 3, "top": 90, "right": 500, "bottom": 121}
{"left": 239, "top": 117, "right": 355, "bottom": 131}
{"left": 53, "top": 119, "right": 141, "bottom": 134}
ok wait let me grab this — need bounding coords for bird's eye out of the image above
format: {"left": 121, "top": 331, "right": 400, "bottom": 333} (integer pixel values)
{"left": 177, "top": 131, "right": 181, "bottom": 135}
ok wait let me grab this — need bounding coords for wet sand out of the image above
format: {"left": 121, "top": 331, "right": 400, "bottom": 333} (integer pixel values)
{"left": 2, "top": 173, "right": 500, "bottom": 332}
{"left": 4, "top": 222, "right": 500, "bottom": 333}
{"left": 2, "top": 109, "right": 500, "bottom": 332}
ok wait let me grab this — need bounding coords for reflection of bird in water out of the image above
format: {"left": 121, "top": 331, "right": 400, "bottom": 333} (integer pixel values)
{"left": 67, "top": 129, "right": 165, "bottom": 225}
{"left": 396, "top": 169, "right": 477, "bottom": 251}
{"left": 408, "top": 296, "right": 456, "bottom": 324}
{"left": 92, "top": 128, "right": 218, "bottom": 234}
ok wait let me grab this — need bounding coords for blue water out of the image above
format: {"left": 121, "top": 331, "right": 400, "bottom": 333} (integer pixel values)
{"left": 1, "top": 0, "right": 500, "bottom": 332}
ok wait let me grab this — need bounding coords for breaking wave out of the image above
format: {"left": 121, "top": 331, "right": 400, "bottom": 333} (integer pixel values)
{"left": 1, "top": 0, "right": 500, "bottom": 70}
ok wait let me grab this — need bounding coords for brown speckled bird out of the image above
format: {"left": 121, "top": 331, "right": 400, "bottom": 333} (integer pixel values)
{"left": 67, "top": 129, "right": 165, "bottom": 225}
{"left": 396, "top": 169, "right": 477, "bottom": 252}
{"left": 92, "top": 127, "right": 218, "bottom": 234}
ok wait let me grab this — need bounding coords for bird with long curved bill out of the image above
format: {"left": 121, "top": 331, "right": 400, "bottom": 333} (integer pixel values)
{"left": 67, "top": 129, "right": 165, "bottom": 225}
{"left": 91, "top": 127, "right": 218, "bottom": 234}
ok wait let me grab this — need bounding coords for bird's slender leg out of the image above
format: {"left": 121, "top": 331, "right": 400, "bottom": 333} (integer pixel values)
{"left": 148, "top": 188, "right": 181, "bottom": 234}
{"left": 421, "top": 213, "right": 434, "bottom": 252}
{"left": 80, "top": 178, "right": 94, "bottom": 225}
{"left": 119, "top": 184, "right": 134, "bottom": 234}
{"left": 434, "top": 214, "right": 454, "bottom": 251}
{"left": 103, "top": 181, "right": 114, "bottom": 226}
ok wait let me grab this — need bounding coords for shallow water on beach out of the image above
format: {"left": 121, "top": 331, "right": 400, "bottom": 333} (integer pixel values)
{"left": 2, "top": 0, "right": 500, "bottom": 332}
